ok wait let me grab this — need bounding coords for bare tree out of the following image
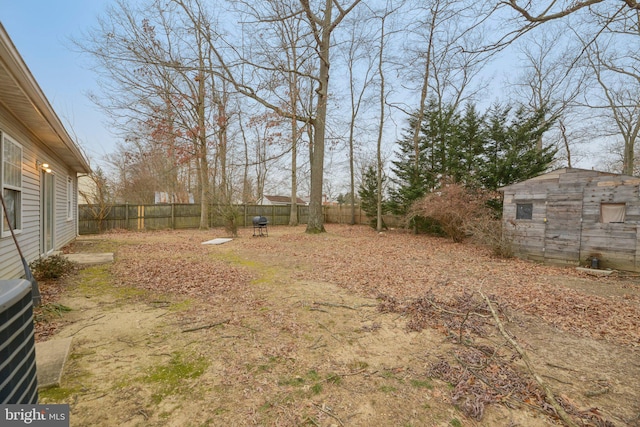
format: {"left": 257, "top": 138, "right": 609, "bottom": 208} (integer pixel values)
{"left": 372, "top": 2, "right": 401, "bottom": 232}
{"left": 582, "top": 43, "right": 640, "bottom": 175}
{"left": 503, "top": 1, "right": 640, "bottom": 24}
{"left": 77, "top": 0, "right": 235, "bottom": 228}
{"left": 489, "top": 1, "right": 640, "bottom": 173}
{"left": 400, "top": 0, "right": 489, "bottom": 179}
{"left": 339, "top": 8, "right": 377, "bottom": 225}
{"left": 78, "top": 167, "right": 113, "bottom": 233}
{"left": 176, "top": 0, "right": 362, "bottom": 233}
{"left": 508, "top": 27, "right": 586, "bottom": 165}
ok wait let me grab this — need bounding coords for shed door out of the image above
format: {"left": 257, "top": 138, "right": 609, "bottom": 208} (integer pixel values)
{"left": 544, "top": 191, "right": 583, "bottom": 266}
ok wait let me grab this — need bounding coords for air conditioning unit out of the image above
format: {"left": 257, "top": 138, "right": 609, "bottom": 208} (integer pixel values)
{"left": 0, "top": 279, "right": 38, "bottom": 404}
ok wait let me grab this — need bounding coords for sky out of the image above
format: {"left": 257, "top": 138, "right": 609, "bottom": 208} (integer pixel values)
{"left": 1, "top": 0, "right": 116, "bottom": 167}
{"left": 0, "top": 1, "right": 602, "bottom": 177}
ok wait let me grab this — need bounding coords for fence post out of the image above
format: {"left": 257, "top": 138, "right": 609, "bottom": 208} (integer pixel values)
{"left": 171, "top": 203, "right": 175, "bottom": 229}
{"left": 125, "top": 203, "right": 129, "bottom": 230}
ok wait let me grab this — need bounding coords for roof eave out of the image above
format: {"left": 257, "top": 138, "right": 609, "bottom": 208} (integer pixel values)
{"left": 0, "top": 23, "right": 91, "bottom": 174}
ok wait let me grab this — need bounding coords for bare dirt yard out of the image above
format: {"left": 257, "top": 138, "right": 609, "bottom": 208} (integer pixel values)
{"left": 35, "top": 225, "right": 640, "bottom": 427}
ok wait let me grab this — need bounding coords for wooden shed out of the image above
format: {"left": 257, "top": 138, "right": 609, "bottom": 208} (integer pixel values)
{"left": 500, "top": 167, "right": 640, "bottom": 271}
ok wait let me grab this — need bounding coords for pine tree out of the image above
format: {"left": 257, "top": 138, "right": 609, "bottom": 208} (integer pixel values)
{"left": 358, "top": 164, "right": 387, "bottom": 228}
{"left": 388, "top": 101, "right": 444, "bottom": 215}
{"left": 480, "top": 105, "right": 556, "bottom": 190}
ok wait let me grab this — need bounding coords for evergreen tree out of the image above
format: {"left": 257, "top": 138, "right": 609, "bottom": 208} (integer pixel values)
{"left": 389, "top": 102, "right": 557, "bottom": 219}
{"left": 454, "top": 104, "right": 486, "bottom": 187}
{"left": 480, "top": 105, "right": 557, "bottom": 190}
{"left": 388, "top": 100, "right": 445, "bottom": 215}
{"left": 358, "top": 165, "right": 387, "bottom": 228}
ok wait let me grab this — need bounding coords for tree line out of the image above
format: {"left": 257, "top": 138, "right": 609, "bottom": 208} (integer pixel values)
{"left": 75, "top": 0, "right": 640, "bottom": 233}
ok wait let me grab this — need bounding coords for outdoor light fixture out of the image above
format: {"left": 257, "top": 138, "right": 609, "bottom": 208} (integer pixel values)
{"left": 36, "top": 161, "right": 53, "bottom": 173}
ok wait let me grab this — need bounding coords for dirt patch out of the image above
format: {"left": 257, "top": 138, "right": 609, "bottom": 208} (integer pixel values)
{"left": 35, "top": 226, "right": 640, "bottom": 426}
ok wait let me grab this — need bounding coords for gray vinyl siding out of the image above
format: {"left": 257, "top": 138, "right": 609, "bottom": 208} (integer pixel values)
{"left": 0, "top": 107, "right": 80, "bottom": 280}
{"left": 55, "top": 168, "right": 78, "bottom": 249}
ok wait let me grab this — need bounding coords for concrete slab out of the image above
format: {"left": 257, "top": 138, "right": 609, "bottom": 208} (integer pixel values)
{"left": 64, "top": 253, "right": 114, "bottom": 266}
{"left": 202, "top": 238, "right": 233, "bottom": 245}
{"left": 36, "top": 337, "right": 73, "bottom": 389}
{"left": 576, "top": 267, "right": 614, "bottom": 277}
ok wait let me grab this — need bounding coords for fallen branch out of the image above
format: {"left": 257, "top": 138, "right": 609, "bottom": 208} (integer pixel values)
{"left": 313, "top": 301, "right": 356, "bottom": 310}
{"left": 317, "top": 322, "right": 341, "bottom": 342}
{"left": 480, "top": 291, "right": 578, "bottom": 427}
{"left": 182, "top": 319, "right": 230, "bottom": 333}
{"left": 312, "top": 403, "right": 344, "bottom": 427}
{"left": 584, "top": 387, "right": 609, "bottom": 397}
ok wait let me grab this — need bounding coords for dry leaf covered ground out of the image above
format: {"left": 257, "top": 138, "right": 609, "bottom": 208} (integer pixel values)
{"left": 35, "top": 225, "right": 640, "bottom": 426}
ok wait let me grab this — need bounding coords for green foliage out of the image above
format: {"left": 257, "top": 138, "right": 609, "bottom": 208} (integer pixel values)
{"left": 389, "top": 100, "right": 557, "bottom": 219}
{"left": 358, "top": 164, "right": 389, "bottom": 229}
{"left": 141, "top": 351, "right": 208, "bottom": 404}
{"left": 35, "top": 303, "right": 72, "bottom": 323}
{"left": 479, "top": 105, "right": 557, "bottom": 190}
{"left": 30, "top": 255, "right": 78, "bottom": 280}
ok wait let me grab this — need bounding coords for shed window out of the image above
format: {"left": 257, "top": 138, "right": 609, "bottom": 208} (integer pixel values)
{"left": 516, "top": 203, "right": 533, "bottom": 220}
{"left": 1, "top": 133, "right": 22, "bottom": 235}
{"left": 600, "top": 203, "right": 626, "bottom": 223}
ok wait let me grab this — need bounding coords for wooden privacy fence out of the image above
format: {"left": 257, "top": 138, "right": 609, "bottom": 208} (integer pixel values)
{"left": 78, "top": 203, "right": 399, "bottom": 235}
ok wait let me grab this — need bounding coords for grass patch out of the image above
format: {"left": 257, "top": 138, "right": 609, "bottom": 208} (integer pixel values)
{"left": 38, "top": 385, "right": 82, "bottom": 402}
{"left": 310, "top": 383, "right": 323, "bottom": 395}
{"left": 247, "top": 356, "right": 282, "bottom": 373}
{"left": 277, "top": 370, "right": 327, "bottom": 396}
{"left": 76, "top": 265, "right": 147, "bottom": 300}
{"left": 326, "top": 373, "right": 342, "bottom": 385}
{"left": 348, "top": 360, "right": 369, "bottom": 371}
{"left": 34, "top": 303, "right": 72, "bottom": 322}
{"left": 450, "top": 418, "right": 462, "bottom": 427}
{"left": 168, "top": 298, "right": 193, "bottom": 312}
{"left": 379, "top": 385, "right": 397, "bottom": 393}
{"left": 211, "top": 251, "right": 280, "bottom": 287}
{"left": 278, "top": 376, "right": 305, "bottom": 387}
{"left": 410, "top": 379, "right": 433, "bottom": 389}
{"left": 141, "top": 351, "right": 209, "bottom": 404}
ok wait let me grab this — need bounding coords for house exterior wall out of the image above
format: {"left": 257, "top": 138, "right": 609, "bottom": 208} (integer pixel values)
{"left": 501, "top": 168, "right": 640, "bottom": 272}
{"left": 0, "top": 106, "right": 79, "bottom": 280}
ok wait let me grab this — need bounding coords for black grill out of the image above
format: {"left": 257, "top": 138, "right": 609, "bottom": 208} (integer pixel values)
{"left": 252, "top": 216, "right": 268, "bottom": 237}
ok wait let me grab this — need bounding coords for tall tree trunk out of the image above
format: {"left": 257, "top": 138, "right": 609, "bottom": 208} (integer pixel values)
{"left": 290, "top": 75, "right": 299, "bottom": 226}
{"left": 411, "top": 3, "right": 438, "bottom": 172}
{"left": 290, "top": 117, "right": 299, "bottom": 225}
{"left": 197, "top": 67, "right": 209, "bottom": 229}
{"left": 376, "top": 13, "right": 387, "bottom": 232}
{"left": 305, "top": 0, "right": 332, "bottom": 234}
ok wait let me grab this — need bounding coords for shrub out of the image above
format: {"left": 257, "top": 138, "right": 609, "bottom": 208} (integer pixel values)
{"left": 407, "top": 182, "right": 502, "bottom": 244}
{"left": 466, "top": 216, "right": 514, "bottom": 258}
{"left": 30, "top": 255, "right": 78, "bottom": 280}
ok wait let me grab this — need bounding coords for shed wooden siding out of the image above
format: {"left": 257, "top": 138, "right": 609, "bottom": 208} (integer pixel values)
{"left": 501, "top": 168, "right": 640, "bottom": 272}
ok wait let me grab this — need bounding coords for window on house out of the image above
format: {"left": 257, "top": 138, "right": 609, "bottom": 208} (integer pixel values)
{"left": 67, "top": 176, "right": 73, "bottom": 220}
{"left": 2, "top": 134, "right": 23, "bottom": 235}
{"left": 600, "top": 203, "right": 626, "bottom": 223}
{"left": 516, "top": 203, "right": 533, "bottom": 220}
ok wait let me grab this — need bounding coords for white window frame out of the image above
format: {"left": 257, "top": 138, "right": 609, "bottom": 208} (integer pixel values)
{"left": 1, "top": 132, "right": 23, "bottom": 237}
{"left": 67, "top": 176, "right": 73, "bottom": 221}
